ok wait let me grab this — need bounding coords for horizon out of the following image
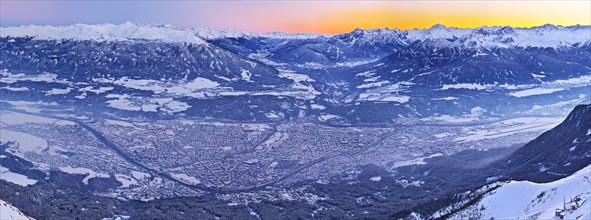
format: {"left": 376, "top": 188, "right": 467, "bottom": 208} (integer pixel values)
{"left": 1, "top": 21, "right": 589, "bottom": 36}
{"left": 1, "top": 1, "right": 589, "bottom": 34}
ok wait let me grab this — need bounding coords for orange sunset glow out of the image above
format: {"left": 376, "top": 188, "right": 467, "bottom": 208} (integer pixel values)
{"left": 264, "top": 1, "right": 591, "bottom": 34}
{"left": 2, "top": 1, "right": 590, "bottom": 34}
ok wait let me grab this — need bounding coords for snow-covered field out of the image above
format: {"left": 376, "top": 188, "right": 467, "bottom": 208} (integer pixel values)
{"left": 389, "top": 153, "right": 443, "bottom": 169}
{"left": 0, "top": 130, "right": 48, "bottom": 154}
{"left": 171, "top": 173, "right": 201, "bottom": 185}
{"left": 510, "top": 88, "right": 564, "bottom": 97}
{"left": 0, "top": 166, "right": 37, "bottom": 186}
{"left": 59, "top": 166, "right": 110, "bottom": 185}
{"left": 454, "top": 117, "right": 563, "bottom": 143}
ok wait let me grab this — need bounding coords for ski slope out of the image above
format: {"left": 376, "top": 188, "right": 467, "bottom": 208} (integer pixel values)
{"left": 451, "top": 165, "right": 591, "bottom": 220}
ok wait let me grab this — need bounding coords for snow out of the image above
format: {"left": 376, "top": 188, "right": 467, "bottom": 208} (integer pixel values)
{"left": 194, "top": 27, "right": 322, "bottom": 40}
{"left": 131, "top": 171, "right": 151, "bottom": 180}
{"left": 296, "top": 62, "right": 326, "bottom": 69}
{"left": 104, "top": 94, "right": 190, "bottom": 113}
{"left": 390, "top": 153, "right": 443, "bottom": 169}
{"left": 357, "top": 82, "right": 412, "bottom": 103}
{"left": 356, "top": 71, "right": 376, "bottom": 78}
{"left": 0, "top": 200, "right": 34, "bottom": 220}
{"left": 1, "top": 86, "right": 29, "bottom": 92}
{"left": 470, "top": 106, "right": 486, "bottom": 115}
{"left": 193, "top": 27, "right": 260, "bottom": 40}
{"left": 59, "top": 166, "right": 110, "bottom": 184}
{"left": 440, "top": 83, "right": 487, "bottom": 90}
{"left": 406, "top": 24, "right": 590, "bottom": 49}
{"left": 454, "top": 117, "right": 563, "bottom": 143}
{"left": 2, "top": 23, "right": 588, "bottom": 49}
{"left": 450, "top": 165, "right": 591, "bottom": 220}
{"left": 527, "top": 97, "right": 587, "bottom": 114}
{"left": 45, "top": 88, "right": 72, "bottom": 95}
{"left": 358, "top": 93, "right": 411, "bottom": 103}
{"left": 105, "top": 94, "right": 142, "bottom": 111}
{"left": 98, "top": 77, "right": 220, "bottom": 95}
{"left": 0, "top": 111, "right": 74, "bottom": 126}
{"left": 510, "top": 88, "right": 564, "bottom": 97}
{"left": 171, "top": 173, "right": 201, "bottom": 185}
{"left": 310, "top": 104, "right": 326, "bottom": 110}
{"left": 219, "top": 89, "right": 320, "bottom": 100}
{"left": 434, "top": 132, "right": 453, "bottom": 138}
{"left": 79, "top": 86, "right": 113, "bottom": 94}
{"left": 0, "top": 100, "right": 60, "bottom": 113}
{"left": 550, "top": 75, "right": 591, "bottom": 86}
{"left": 1, "top": 22, "right": 207, "bottom": 45}
{"left": 0, "top": 130, "right": 48, "bottom": 154}
{"left": 0, "top": 71, "right": 69, "bottom": 85}
{"left": 363, "top": 76, "right": 381, "bottom": 83}
{"left": 421, "top": 115, "right": 479, "bottom": 123}
{"left": 96, "top": 76, "right": 319, "bottom": 101}
{"left": 396, "top": 179, "right": 425, "bottom": 188}
{"left": 160, "top": 99, "right": 190, "bottom": 113}
{"left": 240, "top": 69, "right": 253, "bottom": 82}
{"left": 141, "top": 103, "right": 159, "bottom": 112}
{"left": 278, "top": 71, "right": 315, "bottom": 82}
{"left": 433, "top": 97, "right": 458, "bottom": 101}
{"left": 436, "top": 75, "right": 589, "bottom": 97}
{"left": 265, "top": 112, "right": 282, "bottom": 119}
{"left": 511, "top": 75, "right": 590, "bottom": 97}
{"left": 370, "top": 176, "right": 382, "bottom": 182}
{"left": 318, "top": 114, "right": 342, "bottom": 121}
{"left": 336, "top": 60, "right": 376, "bottom": 67}
{"left": 96, "top": 73, "right": 320, "bottom": 101}
{"left": 261, "top": 31, "right": 325, "bottom": 39}
{"left": 114, "top": 174, "right": 138, "bottom": 188}
{"left": 0, "top": 165, "right": 38, "bottom": 186}
{"left": 357, "top": 81, "right": 389, "bottom": 89}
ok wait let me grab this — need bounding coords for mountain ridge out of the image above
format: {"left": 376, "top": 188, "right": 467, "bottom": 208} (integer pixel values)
{"left": 2, "top": 22, "right": 589, "bottom": 49}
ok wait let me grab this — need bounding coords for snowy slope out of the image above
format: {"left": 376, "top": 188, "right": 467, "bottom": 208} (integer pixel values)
{"left": 447, "top": 165, "right": 591, "bottom": 220}
{"left": 0, "top": 200, "right": 34, "bottom": 220}
{"left": 404, "top": 24, "right": 591, "bottom": 48}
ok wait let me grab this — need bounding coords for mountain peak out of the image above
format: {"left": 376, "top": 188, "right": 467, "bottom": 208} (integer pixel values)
{"left": 352, "top": 28, "right": 365, "bottom": 34}
{"left": 429, "top": 24, "right": 448, "bottom": 30}
{"left": 537, "top": 23, "right": 559, "bottom": 30}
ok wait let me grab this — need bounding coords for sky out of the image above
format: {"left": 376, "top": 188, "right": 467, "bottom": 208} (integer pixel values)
{"left": 1, "top": 1, "right": 590, "bottom": 34}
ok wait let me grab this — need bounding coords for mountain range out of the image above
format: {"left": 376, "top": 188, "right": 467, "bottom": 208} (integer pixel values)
{"left": 1, "top": 23, "right": 589, "bottom": 123}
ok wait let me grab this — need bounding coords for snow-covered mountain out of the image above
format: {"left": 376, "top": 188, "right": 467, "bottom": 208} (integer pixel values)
{"left": 437, "top": 165, "right": 591, "bottom": 220}
{"left": 2, "top": 23, "right": 588, "bottom": 49}
{"left": 0, "top": 22, "right": 207, "bottom": 45}
{"left": 193, "top": 28, "right": 323, "bottom": 40}
{"left": 1, "top": 200, "right": 34, "bottom": 220}
{"left": 404, "top": 24, "right": 591, "bottom": 49}
{"left": 0, "top": 22, "right": 589, "bottom": 123}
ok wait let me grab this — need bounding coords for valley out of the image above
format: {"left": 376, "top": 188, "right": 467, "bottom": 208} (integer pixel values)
{"left": 0, "top": 22, "right": 589, "bottom": 219}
